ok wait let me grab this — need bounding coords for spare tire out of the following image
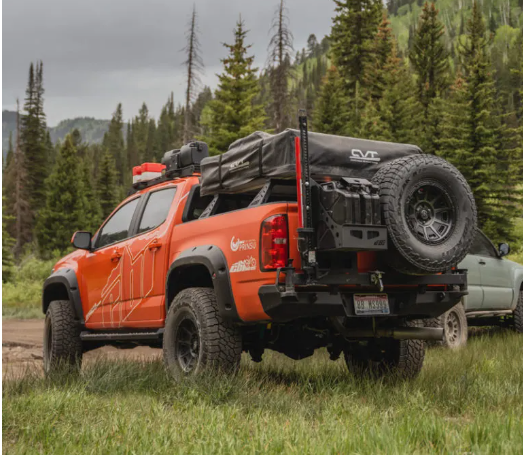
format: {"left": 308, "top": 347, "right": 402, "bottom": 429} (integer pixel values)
{"left": 372, "top": 154, "right": 477, "bottom": 275}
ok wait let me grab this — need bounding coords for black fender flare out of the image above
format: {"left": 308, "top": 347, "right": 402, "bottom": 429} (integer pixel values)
{"left": 165, "top": 245, "right": 240, "bottom": 322}
{"left": 42, "top": 268, "right": 85, "bottom": 325}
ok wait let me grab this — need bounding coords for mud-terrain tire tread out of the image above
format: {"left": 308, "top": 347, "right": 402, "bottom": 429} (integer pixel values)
{"left": 425, "top": 302, "right": 468, "bottom": 348}
{"left": 344, "top": 320, "right": 425, "bottom": 380}
{"left": 514, "top": 288, "right": 523, "bottom": 333}
{"left": 372, "top": 154, "right": 477, "bottom": 274}
{"left": 163, "top": 287, "right": 242, "bottom": 379}
{"left": 44, "top": 300, "right": 82, "bottom": 374}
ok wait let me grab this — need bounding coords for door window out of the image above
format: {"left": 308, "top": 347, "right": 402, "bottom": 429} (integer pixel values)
{"left": 137, "top": 187, "right": 177, "bottom": 234}
{"left": 96, "top": 198, "right": 140, "bottom": 248}
{"left": 469, "top": 231, "right": 498, "bottom": 258}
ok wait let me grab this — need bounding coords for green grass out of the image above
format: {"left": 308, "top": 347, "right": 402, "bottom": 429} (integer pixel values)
{"left": 2, "top": 256, "right": 57, "bottom": 319}
{"left": 3, "top": 331, "right": 523, "bottom": 454}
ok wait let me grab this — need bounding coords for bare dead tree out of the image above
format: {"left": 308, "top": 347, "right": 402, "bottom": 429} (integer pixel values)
{"left": 267, "top": 0, "right": 294, "bottom": 133}
{"left": 183, "top": 4, "right": 204, "bottom": 143}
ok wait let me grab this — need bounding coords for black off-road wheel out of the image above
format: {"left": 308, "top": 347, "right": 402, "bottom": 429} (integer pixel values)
{"left": 43, "top": 300, "right": 83, "bottom": 375}
{"left": 514, "top": 289, "right": 523, "bottom": 333}
{"left": 372, "top": 155, "right": 477, "bottom": 275}
{"left": 343, "top": 320, "right": 425, "bottom": 380}
{"left": 426, "top": 303, "right": 468, "bottom": 348}
{"left": 163, "top": 288, "right": 242, "bottom": 379}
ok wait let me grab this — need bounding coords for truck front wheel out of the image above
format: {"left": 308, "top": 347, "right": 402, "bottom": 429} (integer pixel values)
{"left": 43, "top": 300, "right": 83, "bottom": 375}
{"left": 343, "top": 321, "right": 425, "bottom": 380}
{"left": 163, "top": 287, "right": 242, "bottom": 379}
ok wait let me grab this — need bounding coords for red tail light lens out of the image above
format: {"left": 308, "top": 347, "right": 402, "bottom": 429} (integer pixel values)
{"left": 260, "top": 215, "right": 288, "bottom": 271}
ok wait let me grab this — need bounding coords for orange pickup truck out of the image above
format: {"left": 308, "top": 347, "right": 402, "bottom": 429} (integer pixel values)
{"left": 42, "top": 116, "right": 477, "bottom": 380}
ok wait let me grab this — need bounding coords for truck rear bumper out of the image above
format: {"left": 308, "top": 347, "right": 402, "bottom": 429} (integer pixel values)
{"left": 258, "top": 285, "right": 467, "bottom": 322}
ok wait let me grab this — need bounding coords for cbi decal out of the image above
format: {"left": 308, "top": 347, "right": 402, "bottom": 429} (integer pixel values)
{"left": 349, "top": 149, "right": 380, "bottom": 163}
{"left": 230, "top": 256, "right": 257, "bottom": 273}
{"left": 230, "top": 236, "right": 256, "bottom": 252}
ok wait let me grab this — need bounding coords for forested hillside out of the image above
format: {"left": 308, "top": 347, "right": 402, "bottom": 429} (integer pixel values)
{"left": 2, "top": 112, "right": 112, "bottom": 156}
{"left": 2, "top": 0, "right": 522, "bottom": 278}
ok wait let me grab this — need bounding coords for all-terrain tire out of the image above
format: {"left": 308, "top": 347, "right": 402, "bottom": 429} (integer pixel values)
{"left": 425, "top": 302, "right": 468, "bottom": 348}
{"left": 163, "top": 287, "right": 242, "bottom": 379}
{"left": 344, "top": 320, "right": 425, "bottom": 380}
{"left": 514, "top": 288, "right": 523, "bottom": 333}
{"left": 372, "top": 154, "right": 477, "bottom": 275}
{"left": 43, "top": 300, "right": 83, "bottom": 375}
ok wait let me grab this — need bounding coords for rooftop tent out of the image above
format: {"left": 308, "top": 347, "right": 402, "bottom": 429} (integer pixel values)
{"left": 199, "top": 129, "right": 422, "bottom": 196}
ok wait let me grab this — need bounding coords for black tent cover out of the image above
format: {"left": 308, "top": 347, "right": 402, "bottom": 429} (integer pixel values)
{"left": 200, "top": 129, "right": 422, "bottom": 196}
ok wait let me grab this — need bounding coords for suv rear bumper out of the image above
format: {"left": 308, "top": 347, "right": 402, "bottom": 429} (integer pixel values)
{"left": 259, "top": 274, "right": 467, "bottom": 322}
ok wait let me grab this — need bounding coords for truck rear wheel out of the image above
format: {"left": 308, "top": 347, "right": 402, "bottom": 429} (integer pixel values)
{"left": 372, "top": 154, "right": 477, "bottom": 275}
{"left": 426, "top": 302, "right": 468, "bottom": 348}
{"left": 343, "top": 321, "right": 425, "bottom": 380}
{"left": 514, "top": 289, "right": 523, "bottom": 333}
{"left": 163, "top": 287, "right": 242, "bottom": 379}
{"left": 43, "top": 300, "right": 83, "bottom": 375}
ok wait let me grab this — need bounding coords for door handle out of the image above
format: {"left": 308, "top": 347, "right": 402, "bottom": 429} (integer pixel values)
{"left": 148, "top": 240, "right": 162, "bottom": 250}
{"left": 111, "top": 250, "right": 122, "bottom": 262}
{"left": 479, "top": 259, "right": 486, "bottom": 265}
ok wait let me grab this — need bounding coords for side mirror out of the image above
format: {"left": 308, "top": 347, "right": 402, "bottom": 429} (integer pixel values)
{"left": 498, "top": 243, "right": 510, "bottom": 257}
{"left": 71, "top": 231, "right": 92, "bottom": 250}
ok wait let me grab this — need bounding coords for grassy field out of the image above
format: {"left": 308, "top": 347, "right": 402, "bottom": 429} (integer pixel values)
{"left": 2, "top": 256, "right": 57, "bottom": 319}
{"left": 3, "top": 330, "right": 523, "bottom": 454}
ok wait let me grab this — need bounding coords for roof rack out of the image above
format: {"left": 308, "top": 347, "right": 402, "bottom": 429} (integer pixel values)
{"left": 128, "top": 141, "right": 209, "bottom": 195}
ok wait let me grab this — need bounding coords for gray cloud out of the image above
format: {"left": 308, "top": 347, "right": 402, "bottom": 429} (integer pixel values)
{"left": 3, "top": 0, "right": 334, "bottom": 124}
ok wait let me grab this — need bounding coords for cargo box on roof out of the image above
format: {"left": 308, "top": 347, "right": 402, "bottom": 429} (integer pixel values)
{"left": 199, "top": 129, "right": 422, "bottom": 196}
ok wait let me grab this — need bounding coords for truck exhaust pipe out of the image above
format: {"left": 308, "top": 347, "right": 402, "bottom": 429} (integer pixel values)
{"left": 344, "top": 327, "right": 444, "bottom": 341}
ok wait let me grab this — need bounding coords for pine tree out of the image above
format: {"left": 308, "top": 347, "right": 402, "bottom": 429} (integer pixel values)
{"left": 267, "top": 0, "right": 294, "bottom": 133}
{"left": 183, "top": 5, "right": 204, "bottom": 143}
{"left": 330, "top": 0, "right": 382, "bottom": 97}
{"left": 410, "top": 2, "right": 449, "bottom": 113}
{"left": 202, "top": 18, "right": 267, "bottom": 154}
{"left": 2, "top": 196, "right": 15, "bottom": 283}
{"left": 3, "top": 100, "right": 32, "bottom": 258}
{"left": 439, "top": 2, "right": 520, "bottom": 242}
{"left": 133, "top": 102, "right": 150, "bottom": 162}
{"left": 97, "top": 149, "right": 120, "bottom": 219}
{"left": 80, "top": 157, "right": 103, "bottom": 232}
{"left": 36, "top": 135, "right": 88, "bottom": 255}
{"left": 191, "top": 86, "right": 213, "bottom": 137}
{"left": 315, "top": 66, "right": 350, "bottom": 134}
{"left": 5, "top": 132, "right": 14, "bottom": 169}
{"left": 102, "top": 103, "right": 126, "bottom": 185}
{"left": 373, "top": 45, "right": 421, "bottom": 144}
{"left": 365, "top": 12, "right": 394, "bottom": 100}
{"left": 155, "top": 94, "right": 184, "bottom": 159}
{"left": 126, "top": 120, "right": 139, "bottom": 168}
{"left": 21, "top": 61, "right": 49, "bottom": 214}
{"left": 144, "top": 118, "right": 156, "bottom": 162}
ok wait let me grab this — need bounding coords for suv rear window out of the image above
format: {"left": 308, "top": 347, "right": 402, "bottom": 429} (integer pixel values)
{"left": 137, "top": 187, "right": 177, "bottom": 234}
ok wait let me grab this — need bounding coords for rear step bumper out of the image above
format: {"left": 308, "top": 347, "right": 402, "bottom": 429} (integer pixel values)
{"left": 259, "top": 284, "right": 467, "bottom": 323}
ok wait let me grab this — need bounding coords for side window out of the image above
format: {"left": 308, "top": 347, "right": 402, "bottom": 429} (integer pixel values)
{"left": 137, "top": 187, "right": 177, "bottom": 234}
{"left": 97, "top": 198, "right": 140, "bottom": 248}
{"left": 469, "top": 232, "right": 497, "bottom": 258}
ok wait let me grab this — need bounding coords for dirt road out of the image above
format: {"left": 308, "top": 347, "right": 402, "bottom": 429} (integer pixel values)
{"left": 2, "top": 319, "right": 160, "bottom": 376}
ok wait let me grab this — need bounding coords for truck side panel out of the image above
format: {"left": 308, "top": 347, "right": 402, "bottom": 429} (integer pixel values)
{"left": 171, "top": 202, "right": 298, "bottom": 322}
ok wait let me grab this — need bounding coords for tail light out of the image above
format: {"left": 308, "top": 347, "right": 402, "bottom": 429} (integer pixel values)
{"left": 260, "top": 215, "right": 288, "bottom": 271}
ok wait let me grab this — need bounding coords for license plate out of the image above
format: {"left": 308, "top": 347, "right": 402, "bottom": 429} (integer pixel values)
{"left": 353, "top": 294, "right": 390, "bottom": 315}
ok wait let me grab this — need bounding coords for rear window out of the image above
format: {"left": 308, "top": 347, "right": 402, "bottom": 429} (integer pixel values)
{"left": 137, "top": 187, "right": 177, "bottom": 234}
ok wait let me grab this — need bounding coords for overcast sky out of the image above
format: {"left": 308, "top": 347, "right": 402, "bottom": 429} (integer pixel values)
{"left": 3, "top": 0, "right": 335, "bottom": 125}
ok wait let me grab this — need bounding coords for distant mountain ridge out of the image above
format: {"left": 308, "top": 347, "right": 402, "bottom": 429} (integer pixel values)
{"left": 2, "top": 111, "right": 111, "bottom": 157}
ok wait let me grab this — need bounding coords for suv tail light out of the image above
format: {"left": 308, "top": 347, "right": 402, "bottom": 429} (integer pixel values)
{"left": 260, "top": 215, "right": 288, "bottom": 271}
